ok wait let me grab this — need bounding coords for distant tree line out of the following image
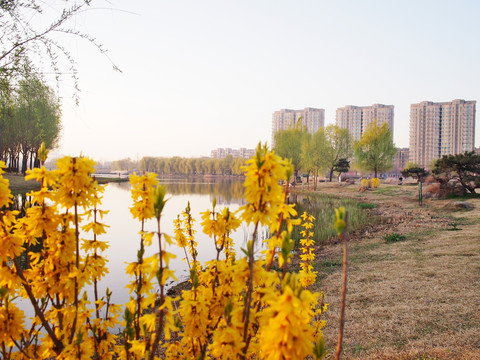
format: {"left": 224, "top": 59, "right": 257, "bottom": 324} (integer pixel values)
{"left": 111, "top": 155, "right": 248, "bottom": 176}
{"left": 0, "top": 76, "right": 61, "bottom": 173}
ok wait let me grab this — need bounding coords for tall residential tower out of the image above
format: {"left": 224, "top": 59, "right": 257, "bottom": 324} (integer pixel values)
{"left": 409, "top": 99, "right": 476, "bottom": 168}
{"left": 335, "top": 104, "right": 394, "bottom": 141}
{"left": 272, "top": 107, "right": 325, "bottom": 145}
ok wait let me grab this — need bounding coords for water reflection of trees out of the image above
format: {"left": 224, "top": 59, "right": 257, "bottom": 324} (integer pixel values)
{"left": 6, "top": 194, "right": 43, "bottom": 270}
{"left": 113, "top": 179, "right": 246, "bottom": 206}
{"left": 161, "top": 179, "right": 245, "bottom": 205}
{"left": 9, "top": 193, "right": 28, "bottom": 216}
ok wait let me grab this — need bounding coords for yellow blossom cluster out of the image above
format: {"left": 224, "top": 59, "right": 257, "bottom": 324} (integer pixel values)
{"left": 299, "top": 212, "right": 317, "bottom": 289}
{"left": 201, "top": 201, "right": 241, "bottom": 261}
{"left": 174, "top": 202, "right": 198, "bottom": 268}
{"left": 361, "top": 177, "right": 380, "bottom": 189}
{"left": 0, "top": 144, "right": 328, "bottom": 359}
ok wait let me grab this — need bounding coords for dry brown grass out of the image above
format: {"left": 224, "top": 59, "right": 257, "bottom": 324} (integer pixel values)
{"left": 424, "top": 183, "right": 441, "bottom": 197}
{"left": 307, "top": 183, "right": 480, "bottom": 359}
{"left": 384, "top": 177, "right": 398, "bottom": 185}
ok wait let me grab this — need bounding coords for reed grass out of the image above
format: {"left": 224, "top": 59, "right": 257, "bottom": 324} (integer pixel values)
{"left": 287, "top": 191, "right": 377, "bottom": 246}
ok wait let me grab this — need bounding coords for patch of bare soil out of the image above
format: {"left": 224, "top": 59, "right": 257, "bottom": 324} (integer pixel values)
{"left": 308, "top": 183, "right": 480, "bottom": 359}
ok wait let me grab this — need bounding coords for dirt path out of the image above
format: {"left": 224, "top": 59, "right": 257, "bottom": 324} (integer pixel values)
{"left": 310, "top": 183, "right": 480, "bottom": 360}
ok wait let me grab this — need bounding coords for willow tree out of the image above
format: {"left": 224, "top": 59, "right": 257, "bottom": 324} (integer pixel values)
{"left": 0, "top": 78, "right": 16, "bottom": 165}
{"left": 300, "top": 125, "right": 352, "bottom": 187}
{"left": 15, "top": 76, "right": 61, "bottom": 173}
{"left": 274, "top": 124, "right": 307, "bottom": 184}
{"left": 322, "top": 125, "right": 352, "bottom": 181}
{"left": 354, "top": 121, "right": 396, "bottom": 178}
{"left": 301, "top": 130, "right": 329, "bottom": 190}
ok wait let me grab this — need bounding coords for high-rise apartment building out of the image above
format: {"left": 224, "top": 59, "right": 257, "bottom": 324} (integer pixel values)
{"left": 335, "top": 104, "right": 394, "bottom": 141}
{"left": 409, "top": 99, "right": 476, "bottom": 168}
{"left": 394, "top": 147, "right": 410, "bottom": 173}
{"left": 211, "top": 147, "right": 255, "bottom": 159}
{"left": 272, "top": 107, "right": 325, "bottom": 145}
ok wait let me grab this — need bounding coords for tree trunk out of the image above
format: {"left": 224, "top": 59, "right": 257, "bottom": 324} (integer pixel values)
{"left": 329, "top": 168, "right": 334, "bottom": 182}
{"left": 12, "top": 154, "right": 18, "bottom": 172}
{"left": 458, "top": 174, "right": 475, "bottom": 194}
{"left": 29, "top": 151, "right": 34, "bottom": 170}
{"left": 21, "top": 153, "right": 28, "bottom": 174}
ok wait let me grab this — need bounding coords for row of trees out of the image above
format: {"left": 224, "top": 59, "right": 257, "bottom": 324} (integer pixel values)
{"left": 0, "top": 76, "right": 61, "bottom": 173}
{"left": 274, "top": 121, "right": 396, "bottom": 188}
{"left": 111, "top": 155, "right": 249, "bottom": 176}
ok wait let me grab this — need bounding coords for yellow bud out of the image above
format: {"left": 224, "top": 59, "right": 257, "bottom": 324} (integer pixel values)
{"left": 333, "top": 207, "right": 347, "bottom": 235}
{"left": 38, "top": 142, "right": 49, "bottom": 163}
{"left": 154, "top": 184, "right": 168, "bottom": 219}
{"left": 284, "top": 158, "right": 294, "bottom": 180}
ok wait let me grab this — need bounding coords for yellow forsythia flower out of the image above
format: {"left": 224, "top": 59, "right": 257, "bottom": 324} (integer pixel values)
{"left": 129, "top": 172, "right": 159, "bottom": 221}
{"left": 258, "top": 281, "right": 317, "bottom": 360}
{"left": 299, "top": 212, "right": 317, "bottom": 289}
{"left": 334, "top": 207, "right": 346, "bottom": 236}
{"left": 241, "top": 143, "right": 290, "bottom": 228}
{"left": 371, "top": 177, "right": 380, "bottom": 188}
{"left": 0, "top": 301, "right": 25, "bottom": 346}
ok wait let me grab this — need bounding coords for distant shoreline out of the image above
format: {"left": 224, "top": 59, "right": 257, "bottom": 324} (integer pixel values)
{"left": 4, "top": 172, "right": 246, "bottom": 194}
{"left": 4, "top": 173, "right": 129, "bottom": 194}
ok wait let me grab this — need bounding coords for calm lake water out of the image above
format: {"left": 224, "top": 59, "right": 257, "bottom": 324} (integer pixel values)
{"left": 93, "top": 179, "right": 268, "bottom": 306}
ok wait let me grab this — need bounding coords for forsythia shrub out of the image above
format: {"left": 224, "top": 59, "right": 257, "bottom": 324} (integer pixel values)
{"left": 360, "top": 178, "right": 380, "bottom": 189}
{"left": 361, "top": 178, "right": 371, "bottom": 188}
{"left": 0, "top": 143, "right": 327, "bottom": 359}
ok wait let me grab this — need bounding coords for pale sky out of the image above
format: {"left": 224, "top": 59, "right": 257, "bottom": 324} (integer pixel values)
{"left": 50, "top": 0, "right": 480, "bottom": 161}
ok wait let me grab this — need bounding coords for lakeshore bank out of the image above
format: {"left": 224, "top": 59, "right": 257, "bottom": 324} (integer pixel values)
{"left": 4, "top": 173, "right": 129, "bottom": 194}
